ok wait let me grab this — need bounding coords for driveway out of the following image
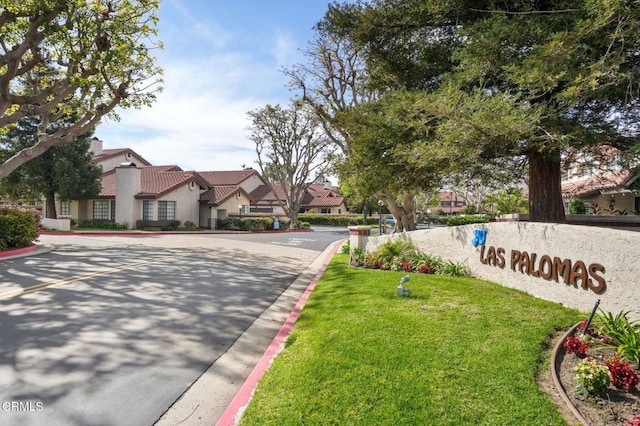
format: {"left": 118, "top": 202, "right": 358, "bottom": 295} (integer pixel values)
{"left": 0, "top": 230, "right": 346, "bottom": 425}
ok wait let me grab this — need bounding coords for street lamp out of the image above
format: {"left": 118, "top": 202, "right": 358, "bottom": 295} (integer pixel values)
{"left": 378, "top": 200, "right": 384, "bottom": 234}
{"left": 238, "top": 204, "right": 242, "bottom": 219}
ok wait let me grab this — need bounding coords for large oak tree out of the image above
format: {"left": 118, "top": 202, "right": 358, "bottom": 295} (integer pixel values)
{"left": 0, "top": 0, "right": 162, "bottom": 179}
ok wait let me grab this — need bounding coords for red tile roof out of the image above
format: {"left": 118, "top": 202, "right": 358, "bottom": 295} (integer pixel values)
{"left": 198, "top": 169, "right": 261, "bottom": 186}
{"left": 98, "top": 165, "right": 208, "bottom": 199}
{"left": 199, "top": 185, "right": 253, "bottom": 206}
{"left": 92, "top": 148, "right": 152, "bottom": 166}
{"left": 562, "top": 170, "right": 633, "bottom": 198}
{"left": 252, "top": 183, "right": 344, "bottom": 208}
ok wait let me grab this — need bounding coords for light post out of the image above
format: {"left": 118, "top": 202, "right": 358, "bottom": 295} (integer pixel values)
{"left": 238, "top": 204, "right": 242, "bottom": 219}
{"left": 378, "top": 200, "right": 384, "bottom": 234}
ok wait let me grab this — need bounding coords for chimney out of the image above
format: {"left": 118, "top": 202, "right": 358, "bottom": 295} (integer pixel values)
{"left": 89, "top": 137, "right": 103, "bottom": 156}
{"left": 115, "top": 163, "right": 142, "bottom": 229}
{"left": 323, "top": 179, "right": 332, "bottom": 190}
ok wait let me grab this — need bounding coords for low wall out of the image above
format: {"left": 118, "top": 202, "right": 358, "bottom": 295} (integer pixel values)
{"left": 360, "top": 222, "right": 639, "bottom": 320}
{"left": 41, "top": 218, "right": 71, "bottom": 231}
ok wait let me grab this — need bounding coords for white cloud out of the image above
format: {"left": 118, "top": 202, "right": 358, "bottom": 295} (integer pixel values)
{"left": 96, "top": 0, "right": 315, "bottom": 173}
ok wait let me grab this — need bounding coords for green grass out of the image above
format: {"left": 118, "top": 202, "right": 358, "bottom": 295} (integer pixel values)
{"left": 239, "top": 254, "right": 583, "bottom": 426}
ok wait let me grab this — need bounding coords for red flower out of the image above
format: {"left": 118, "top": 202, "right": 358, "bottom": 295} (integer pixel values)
{"left": 563, "top": 335, "right": 589, "bottom": 357}
{"left": 625, "top": 416, "right": 640, "bottom": 426}
{"left": 605, "top": 355, "right": 639, "bottom": 392}
{"left": 418, "top": 263, "right": 431, "bottom": 274}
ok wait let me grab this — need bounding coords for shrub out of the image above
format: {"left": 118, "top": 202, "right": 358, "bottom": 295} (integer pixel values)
{"left": 78, "top": 219, "right": 128, "bottom": 230}
{"left": 367, "top": 238, "right": 416, "bottom": 268}
{"left": 183, "top": 221, "right": 198, "bottom": 231}
{"left": 596, "top": 310, "right": 640, "bottom": 365}
{"left": 0, "top": 207, "right": 40, "bottom": 251}
{"left": 442, "top": 260, "right": 469, "bottom": 277}
{"left": 575, "top": 357, "right": 610, "bottom": 396}
{"left": 340, "top": 239, "right": 351, "bottom": 255}
{"left": 446, "top": 215, "right": 490, "bottom": 226}
{"left": 568, "top": 198, "right": 587, "bottom": 214}
{"left": 605, "top": 355, "right": 639, "bottom": 392}
{"left": 460, "top": 204, "right": 478, "bottom": 215}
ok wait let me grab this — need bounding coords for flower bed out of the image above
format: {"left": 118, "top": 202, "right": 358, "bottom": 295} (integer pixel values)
{"left": 556, "top": 314, "right": 640, "bottom": 425}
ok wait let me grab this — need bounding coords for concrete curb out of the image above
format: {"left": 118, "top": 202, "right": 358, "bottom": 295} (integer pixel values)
{"left": 0, "top": 243, "right": 54, "bottom": 260}
{"left": 155, "top": 239, "right": 343, "bottom": 426}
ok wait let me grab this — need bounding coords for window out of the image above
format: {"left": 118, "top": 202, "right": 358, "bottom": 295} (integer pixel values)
{"left": 143, "top": 200, "right": 154, "bottom": 220}
{"left": 93, "top": 200, "right": 110, "bottom": 220}
{"left": 110, "top": 200, "right": 116, "bottom": 221}
{"left": 320, "top": 208, "right": 332, "bottom": 214}
{"left": 158, "top": 201, "right": 176, "bottom": 220}
{"left": 60, "top": 201, "right": 70, "bottom": 216}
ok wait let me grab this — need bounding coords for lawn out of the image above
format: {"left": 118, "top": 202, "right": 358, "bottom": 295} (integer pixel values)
{"left": 239, "top": 254, "right": 583, "bottom": 425}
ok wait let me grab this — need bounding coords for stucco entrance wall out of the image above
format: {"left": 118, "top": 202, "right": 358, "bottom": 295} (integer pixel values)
{"left": 364, "top": 222, "right": 639, "bottom": 320}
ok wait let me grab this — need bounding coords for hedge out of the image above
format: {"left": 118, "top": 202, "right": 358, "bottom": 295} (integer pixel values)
{"left": 297, "top": 214, "right": 377, "bottom": 226}
{"left": 446, "top": 215, "right": 490, "bottom": 226}
{"left": 0, "top": 207, "right": 40, "bottom": 251}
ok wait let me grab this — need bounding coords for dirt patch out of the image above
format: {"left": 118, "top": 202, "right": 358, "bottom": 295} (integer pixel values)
{"left": 538, "top": 330, "right": 640, "bottom": 425}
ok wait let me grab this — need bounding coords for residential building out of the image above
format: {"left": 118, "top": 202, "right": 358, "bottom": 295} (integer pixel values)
{"left": 561, "top": 146, "right": 640, "bottom": 215}
{"left": 437, "top": 191, "right": 467, "bottom": 216}
{"left": 39, "top": 138, "right": 347, "bottom": 229}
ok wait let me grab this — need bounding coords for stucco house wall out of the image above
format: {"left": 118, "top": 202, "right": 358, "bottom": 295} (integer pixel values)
{"left": 358, "top": 222, "right": 639, "bottom": 320}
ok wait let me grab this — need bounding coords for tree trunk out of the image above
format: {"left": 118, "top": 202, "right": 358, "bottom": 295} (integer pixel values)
{"left": 528, "top": 150, "right": 566, "bottom": 223}
{"left": 386, "top": 191, "right": 418, "bottom": 232}
{"left": 45, "top": 191, "right": 57, "bottom": 219}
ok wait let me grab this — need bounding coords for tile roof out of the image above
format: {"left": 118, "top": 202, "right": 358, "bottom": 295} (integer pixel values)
{"left": 251, "top": 183, "right": 344, "bottom": 208}
{"left": 198, "top": 169, "right": 261, "bottom": 186}
{"left": 98, "top": 165, "right": 208, "bottom": 199}
{"left": 92, "top": 148, "right": 152, "bottom": 166}
{"left": 199, "top": 185, "right": 253, "bottom": 206}
{"left": 562, "top": 170, "right": 634, "bottom": 198}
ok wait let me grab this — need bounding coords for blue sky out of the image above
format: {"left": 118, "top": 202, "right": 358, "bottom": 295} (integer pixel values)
{"left": 97, "top": 0, "right": 332, "bottom": 172}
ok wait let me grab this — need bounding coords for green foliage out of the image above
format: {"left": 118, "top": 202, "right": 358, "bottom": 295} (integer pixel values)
{"left": 324, "top": 0, "right": 640, "bottom": 223}
{"left": 298, "top": 214, "right": 377, "bottom": 226}
{"left": 460, "top": 204, "right": 478, "bottom": 215}
{"left": 182, "top": 221, "right": 197, "bottom": 231}
{"left": 484, "top": 188, "right": 529, "bottom": 215}
{"left": 340, "top": 239, "right": 350, "bottom": 254}
{"left": 596, "top": 310, "right": 640, "bottom": 365}
{"left": 575, "top": 358, "right": 610, "bottom": 396}
{"left": 0, "top": 0, "right": 163, "bottom": 179}
{"left": 79, "top": 220, "right": 128, "bottom": 230}
{"left": 446, "top": 215, "right": 489, "bottom": 226}
{"left": 365, "top": 238, "right": 416, "bottom": 270}
{"left": 568, "top": 198, "right": 587, "bottom": 215}
{"left": 218, "top": 217, "right": 282, "bottom": 232}
{"left": 353, "top": 239, "right": 468, "bottom": 276}
{"left": 0, "top": 117, "right": 102, "bottom": 217}
{"left": 0, "top": 207, "right": 40, "bottom": 251}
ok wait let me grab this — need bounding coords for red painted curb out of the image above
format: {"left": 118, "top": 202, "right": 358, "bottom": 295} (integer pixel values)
{"left": 39, "top": 229, "right": 314, "bottom": 237}
{"left": 215, "top": 242, "right": 341, "bottom": 426}
{"left": 0, "top": 245, "right": 37, "bottom": 258}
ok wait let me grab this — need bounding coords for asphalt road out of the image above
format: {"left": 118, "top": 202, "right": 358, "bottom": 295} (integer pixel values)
{"left": 0, "top": 228, "right": 347, "bottom": 426}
